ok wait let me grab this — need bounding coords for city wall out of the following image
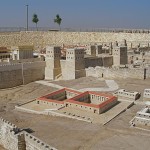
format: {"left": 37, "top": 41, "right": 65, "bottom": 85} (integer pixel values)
{"left": 0, "top": 31, "right": 150, "bottom": 49}
{"left": 86, "top": 66, "right": 150, "bottom": 79}
{"left": 0, "top": 61, "right": 45, "bottom": 89}
{"left": 0, "top": 118, "right": 57, "bottom": 150}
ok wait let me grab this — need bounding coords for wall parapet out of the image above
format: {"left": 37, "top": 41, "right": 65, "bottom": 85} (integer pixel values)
{"left": 0, "top": 117, "right": 57, "bottom": 150}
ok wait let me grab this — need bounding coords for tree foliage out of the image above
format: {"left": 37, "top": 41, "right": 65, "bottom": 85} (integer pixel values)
{"left": 32, "top": 14, "right": 39, "bottom": 31}
{"left": 54, "top": 14, "right": 62, "bottom": 30}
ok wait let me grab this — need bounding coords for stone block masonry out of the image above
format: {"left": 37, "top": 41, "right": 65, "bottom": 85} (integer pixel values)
{"left": 0, "top": 118, "right": 57, "bottom": 150}
{"left": 0, "top": 31, "right": 150, "bottom": 48}
{"left": 0, "top": 61, "right": 45, "bottom": 89}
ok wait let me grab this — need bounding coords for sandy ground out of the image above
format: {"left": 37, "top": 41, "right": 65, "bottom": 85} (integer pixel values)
{"left": 51, "top": 77, "right": 108, "bottom": 90}
{"left": 0, "top": 146, "right": 5, "bottom": 150}
{"left": 0, "top": 77, "right": 150, "bottom": 150}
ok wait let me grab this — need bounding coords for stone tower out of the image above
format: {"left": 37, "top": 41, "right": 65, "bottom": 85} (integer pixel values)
{"left": 96, "top": 45, "right": 103, "bottom": 56}
{"left": 112, "top": 41, "right": 128, "bottom": 66}
{"left": 45, "top": 46, "right": 61, "bottom": 80}
{"left": 62, "top": 48, "right": 86, "bottom": 80}
{"left": 86, "top": 45, "right": 102, "bottom": 56}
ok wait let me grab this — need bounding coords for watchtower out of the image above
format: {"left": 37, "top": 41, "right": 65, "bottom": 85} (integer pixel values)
{"left": 112, "top": 41, "right": 128, "bottom": 66}
{"left": 86, "top": 45, "right": 102, "bottom": 56}
{"left": 62, "top": 48, "right": 86, "bottom": 80}
{"left": 45, "top": 46, "right": 61, "bottom": 80}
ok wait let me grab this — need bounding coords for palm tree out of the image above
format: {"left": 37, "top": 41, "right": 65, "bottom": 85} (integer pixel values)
{"left": 32, "top": 13, "right": 39, "bottom": 31}
{"left": 54, "top": 14, "right": 62, "bottom": 30}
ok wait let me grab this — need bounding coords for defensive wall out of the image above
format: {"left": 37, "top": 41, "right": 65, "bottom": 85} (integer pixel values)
{"left": 0, "top": 31, "right": 150, "bottom": 48}
{"left": 0, "top": 118, "right": 57, "bottom": 150}
{"left": 0, "top": 61, "right": 45, "bottom": 89}
{"left": 86, "top": 66, "right": 150, "bottom": 79}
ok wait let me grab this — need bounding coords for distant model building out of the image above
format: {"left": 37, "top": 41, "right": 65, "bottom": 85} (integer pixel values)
{"left": 11, "top": 46, "right": 34, "bottom": 60}
{"left": 61, "top": 48, "right": 86, "bottom": 80}
{"left": 0, "top": 47, "right": 11, "bottom": 62}
{"left": 45, "top": 46, "right": 86, "bottom": 80}
{"left": 86, "top": 45, "right": 103, "bottom": 56}
{"left": 45, "top": 46, "right": 61, "bottom": 80}
{"left": 45, "top": 41, "right": 128, "bottom": 80}
{"left": 113, "top": 41, "right": 128, "bottom": 66}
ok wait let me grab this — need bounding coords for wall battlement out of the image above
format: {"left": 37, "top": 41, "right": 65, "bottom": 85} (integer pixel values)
{"left": 25, "top": 132, "right": 57, "bottom": 150}
{"left": 0, "top": 63, "right": 21, "bottom": 71}
{"left": 0, "top": 117, "right": 57, "bottom": 150}
{"left": 0, "top": 117, "right": 18, "bottom": 129}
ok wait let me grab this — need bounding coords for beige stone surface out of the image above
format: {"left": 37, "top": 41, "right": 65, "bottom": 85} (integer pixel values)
{"left": 0, "top": 31, "right": 150, "bottom": 48}
{"left": 0, "top": 145, "right": 5, "bottom": 150}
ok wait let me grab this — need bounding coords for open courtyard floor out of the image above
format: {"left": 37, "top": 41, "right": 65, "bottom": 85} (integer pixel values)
{"left": 0, "top": 77, "right": 150, "bottom": 150}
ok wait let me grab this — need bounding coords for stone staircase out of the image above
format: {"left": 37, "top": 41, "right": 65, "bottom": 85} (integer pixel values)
{"left": 55, "top": 73, "right": 62, "bottom": 80}
{"left": 18, "top": 134, "right": 26, "bottom": 150}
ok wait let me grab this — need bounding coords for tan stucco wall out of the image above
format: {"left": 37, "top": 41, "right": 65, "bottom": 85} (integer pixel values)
{"left": 0, "top": 61, "right": 45, "bottom": 89}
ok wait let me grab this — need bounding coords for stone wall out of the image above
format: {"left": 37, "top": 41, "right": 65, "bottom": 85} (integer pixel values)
{"left": 85, "top": 66, "right": 150, "bottom": 79}
{"left": 0, "top": 118, "right": 57, "bottom": 150}
{"left": 0, "top": 61, "right": 45, "bottom": 89}
{"left": 0, "top": 31, "right": 150, "bottom": 49}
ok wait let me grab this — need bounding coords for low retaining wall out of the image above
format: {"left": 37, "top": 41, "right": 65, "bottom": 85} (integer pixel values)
{"left": 15, "top": 105, "right": 92, "bottom": 123}
{"left": 86, "top": 66, "right": 150, "bottom": 79}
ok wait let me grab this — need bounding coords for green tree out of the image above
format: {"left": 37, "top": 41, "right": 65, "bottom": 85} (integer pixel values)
{"left": 54, "top": 14, "right": 62, "bottom": 30}
{"left": 32, "top": 13, "right": 39, "bottom": 31}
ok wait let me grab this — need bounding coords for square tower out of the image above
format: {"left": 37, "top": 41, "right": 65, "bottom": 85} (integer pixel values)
{"left": 45, "top": 46, "right": 61, "bottom": 80}
{"left": 96, "top": 45, "right": 103, "bottom": 55}
{"left": 112, "top": 46, "right": 128, "bottom": 66}
{"left": 62, "top": 48, "right": 86, "bottom": 80}
{"left": 86, "top": 45, "right": 102, "bottom": 56}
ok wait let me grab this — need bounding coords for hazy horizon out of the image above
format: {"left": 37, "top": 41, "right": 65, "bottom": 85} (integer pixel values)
{"left": 0, "top": 0, "right": 150, "bottom": 29}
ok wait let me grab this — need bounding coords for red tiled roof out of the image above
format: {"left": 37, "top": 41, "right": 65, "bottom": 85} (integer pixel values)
{"left": 37, "top": 88, "right": 117, "bottom": 109}
{"left": 37, "top": 88, "right": 81, "bottom": 104}
{"left": 65, "top": 96, "right": 117, "bottom": 108}
{"left": 97, "top": 96, "right": 117, "bottom": 108}
{"left": 65, "top": 91, "right": 117, "bottom": 109}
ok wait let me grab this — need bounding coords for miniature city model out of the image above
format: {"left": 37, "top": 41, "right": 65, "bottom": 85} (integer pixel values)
{"left": 36, "top": 88, "right": 118, "bottom": 114}
{"left": 0, "top": 30, "right": 150, "bottom": 149}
